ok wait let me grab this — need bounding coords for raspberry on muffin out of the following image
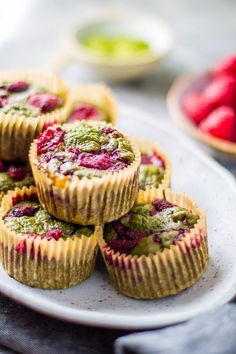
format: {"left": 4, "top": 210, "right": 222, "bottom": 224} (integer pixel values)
{"left": 67, "top": 84, "right": 117, "bottom": 125}
{"left": 0, "top": 160, "right": 34, "bottom": 200}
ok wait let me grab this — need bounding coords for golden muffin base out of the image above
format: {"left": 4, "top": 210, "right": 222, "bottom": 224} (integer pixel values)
{"left": 99, "top": 188, "right": 208, "bottom": 299}
{"left": 0, "top": 186, "right": 99, "bottom": 289}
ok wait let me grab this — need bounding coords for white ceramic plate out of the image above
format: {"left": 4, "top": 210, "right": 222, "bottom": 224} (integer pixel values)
{"left": 0, "top": 104, "right": 236, "bottom": 330}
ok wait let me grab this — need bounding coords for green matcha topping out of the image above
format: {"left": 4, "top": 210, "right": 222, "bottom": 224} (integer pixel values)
{"left": 139, "top": 151, "right": 165, "bottom": 190}
{"left": 0, "top": 80, "right": 63, "bottom": 117}
{"left": 139, "top": 165, "right": 164, "bottom": 190}
{"left": 65, "top": 124, "right": 101, "bottom": 152}
{"left": 80, "top": 34, "right": 152, "bottom": 61}
{"left": 37, "top": 123, "right": 135, "bottom": 177}
{"left": 2, "top": 103, "right": 40, "bottom": 117}
{"left": 0, "top": 173, "right": 34, "bottom": 193}
{"left": 4, "top": 201, "right": 94, "bottom": 240}
{"left": 104, "top": 199, "right": 199, "bottom": 256}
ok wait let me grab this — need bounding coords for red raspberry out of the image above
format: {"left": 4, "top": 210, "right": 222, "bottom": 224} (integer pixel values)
{"left": 153, "top": 235, "right": 161, "bottom": 243}
{"left": 141, "top": 151, "right": 164, "bottom": 168}
{"left": 109, "top": 161, "right": 127, "bottom": 171}
{"left": 199, "top": 106, "right": 236, "bottom": 142}
{"left": 7, "top": 205, "right": 38, "bottom": 217}
{"left": 102, "top": 127, "right": 114, "bottom": 134}
{"left": 29, "top": 93, "right": 63, "bottom": 113}
{"left": 110, "top": 239, "right": 138, "bottom": 254}
{"left": 44, "top": 229, "right": 62, "bottom": 241}
{"left": 67, "top": 146, "right": 80, "bottom": 155}
{"left": 114, "top": 223, "right": 127, "bottom": 236}
{"left": 203, "top": 75, "right": 236, "bottom": 107}
{"left": 7, "top": 81, "right": 29, "bottom": 92}
{"left": 37, "top": 127, "right": 65, "bottom": 154}
{"left": 78, "top": 152, "right": 111, "bottom": 170}
{"left": 0, "top": 96, "right": 8, "bottom": 107}
{"left": 182, "top": 93, "right": 215, "bottom": 125}
{"left": 152, "top": 199, "right": 174, "bottom": 212}
{"left": 213, "top": 55, "right": 236, "bottom": 78}
{"left": 0, "top": 160, "right": 4, "bottom": 172}
{"left": 68, "top": 103, "right": 99, "bottom": 122}
{"left": 126, "top": 229, "right": 147, "bottom": 240}
{"left": 8, "top": 165, "right": 28, "bottom": 181}
{"left": 101, "top": 127, "right": 119, "bottom": 137}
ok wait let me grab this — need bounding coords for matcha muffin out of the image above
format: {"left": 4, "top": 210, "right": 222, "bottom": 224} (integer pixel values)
{"left": 0, "top": 186, "right": 98, "bottom": 289}
{"left": 0, "top": 70, "right": 70, "bottom": 161}
{"left": 99, "top": 188, "right": 208, "bottom": 299}
{"left": 136, "top": 139, "right": 171, "bottom": 199}
{"left": 29, "top": 121, "right": 141, "bottom": 224}
{"left": 0, "top": 160, "right": 34, "bottom": 201}
{"left": 67, "top": 84, "right": 117, "bottom": 124}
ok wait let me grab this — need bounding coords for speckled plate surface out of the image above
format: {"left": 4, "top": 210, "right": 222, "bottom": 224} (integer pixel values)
{"left": 0, "top": 104, "right": 236, "bottom": 329}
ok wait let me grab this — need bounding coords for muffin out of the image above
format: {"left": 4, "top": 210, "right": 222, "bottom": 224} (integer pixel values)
{"left": 0, "top": 160, "right": 34, "bottom": 201}
{"left": 67, "top": 84, "right": 117, "bottom": 125}
{"left": 136, "top": 139, "right": 171, "bottom": 199}
{"left": 0, "top": 186, "right": 98, "bottom": 289}
{"left": 29, "top": 121, "right": 141, "bottom": 224}
{"left": 0, "top": 70, "right": 70, "bottom": 161}
{"left": 99, "top": 188, "right": 208, "bottom": 299}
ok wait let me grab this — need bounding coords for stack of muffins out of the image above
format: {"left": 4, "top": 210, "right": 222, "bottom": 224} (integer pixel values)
{"left": 0, "top": 70, "right": 208, "bottom": 299}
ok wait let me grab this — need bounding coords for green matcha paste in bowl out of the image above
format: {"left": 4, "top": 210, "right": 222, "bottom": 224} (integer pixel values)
{"left": 79, "top": 34, "right": 152, "bottom": 61}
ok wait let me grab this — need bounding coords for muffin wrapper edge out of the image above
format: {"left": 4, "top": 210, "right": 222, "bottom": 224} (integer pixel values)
{"left": 135, "top": 138, "right": 171, "bottom": 201}
{"left": 67, "top": 83, "right": 117, "bottom": 125}
{"left": 0, "top": 186, "right": 99, "bottom": 289}
{"left": 99, "top": 188, "right": 209, "bottom": 299}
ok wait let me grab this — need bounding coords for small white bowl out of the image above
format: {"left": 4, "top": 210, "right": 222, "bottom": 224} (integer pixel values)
{"left": 56, "top": 13, "right": 174, "bottom": 82}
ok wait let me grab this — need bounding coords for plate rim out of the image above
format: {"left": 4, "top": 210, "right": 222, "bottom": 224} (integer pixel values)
{"left": 0, "top": 103, "right": 236, "bottom": 330}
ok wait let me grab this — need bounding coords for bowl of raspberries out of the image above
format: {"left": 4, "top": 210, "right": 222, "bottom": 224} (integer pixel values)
{"left": 167, "top": 54, "right": 236, "bottom": 157}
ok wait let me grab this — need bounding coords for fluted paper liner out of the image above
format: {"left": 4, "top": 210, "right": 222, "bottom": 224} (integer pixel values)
{"left": 135, "top": 138, "right": 171, "bottom": 201}
{"left": 99, "top": 188, "right": 208, "bottom": 299}
{"left": 29, "top": 121, "right": 141, "bottom": 225}
{"left": 67, "top": 83, "right": 117, "bottom": 125}
{"left": 0, "top": 186, "right": 99, "bottom": 289}
{"left": 0, "top": 70, "right": 71, "bottom": 161}
{"left": 0, "top": 192, "right": 4, "bottom": 203}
